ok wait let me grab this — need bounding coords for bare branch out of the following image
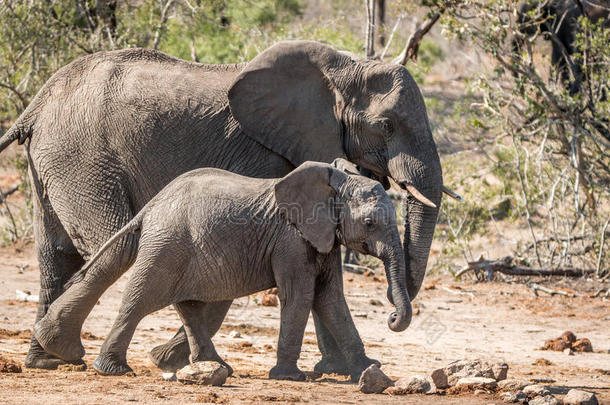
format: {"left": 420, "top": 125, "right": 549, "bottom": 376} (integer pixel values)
{"left": 393, "top": 12, "right": 441, "bottom": 65}
{"left": 153, "top": 0, "right": 176, "bottom": 50}
{"left": 365, "top": 0, "right": 376, "bottom": 58}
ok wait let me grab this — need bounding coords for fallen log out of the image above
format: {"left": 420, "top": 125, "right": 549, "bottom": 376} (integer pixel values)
{"left": 456, "top": 256, "right": 595, "bottom": 279}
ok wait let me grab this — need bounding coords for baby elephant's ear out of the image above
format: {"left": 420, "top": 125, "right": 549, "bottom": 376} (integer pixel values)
{"left": 275, "top": 162, "right": 347, "bottom": 254}
{"left": 331, "top": 158, "right": 360, "bottom": 175}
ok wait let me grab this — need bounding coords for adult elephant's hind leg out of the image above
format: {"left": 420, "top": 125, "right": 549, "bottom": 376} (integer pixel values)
{"left": 149, "top": 300, "right": 232, "bottom": 372}
{"left": 312, "top": 311, "right": 350, "bottom": 376}
{"left": 25, "top": 190, "right": 86, "bottom": 369}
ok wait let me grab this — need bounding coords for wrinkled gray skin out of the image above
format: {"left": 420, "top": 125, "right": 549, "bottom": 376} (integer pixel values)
{"left": 1, "top": 40, "right": 442, "bottom": 373}
{"left": 35, "top": 162, "right": 412, "bottom": 381}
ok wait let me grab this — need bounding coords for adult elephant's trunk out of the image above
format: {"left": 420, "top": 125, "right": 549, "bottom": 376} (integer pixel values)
{"left": 402, "top": 198, "right": 440, "bottom": 301}
{"left": 379, "top": 238, "right": 412, "bottom": 332}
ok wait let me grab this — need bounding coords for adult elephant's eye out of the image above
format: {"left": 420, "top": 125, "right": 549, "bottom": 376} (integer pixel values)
{"left": 364, "top": 217, "right": 375, "bottom": 230}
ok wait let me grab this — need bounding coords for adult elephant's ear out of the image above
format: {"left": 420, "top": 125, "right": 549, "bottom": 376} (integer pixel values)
{"left": 228, "top": 41, "right": 350, "bottom": 166}
{"left": 274, "top": 161, "right": 347, "bottom": 254}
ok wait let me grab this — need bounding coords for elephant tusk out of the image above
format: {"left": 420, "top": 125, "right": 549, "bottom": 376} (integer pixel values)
{"left": 442, "top": 185, "right": 464, "bottom": 202}
{"left": 404, "top": 184, "right": 437, "bottom": 208}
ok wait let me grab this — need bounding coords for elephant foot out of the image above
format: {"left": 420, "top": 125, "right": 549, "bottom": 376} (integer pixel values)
{"left": 93, "top": 353, "right": 133, "bottom": 376}
{"left": 33, "top": 317, "right": 85, "bottom": 362}
{"left": 313, "top": 356, "right": 350, "bottom": 376}
{"left": 148, "top": 339, "right": 191, "bottom": 372}
{"left": 25, "top": 342, "right": 86, "bottom": 370}
{"left": 348, "top": 356, "right": 380, "bottom": 383}
{"left": 269, "top": 364, "right": 306, "bottom": 381}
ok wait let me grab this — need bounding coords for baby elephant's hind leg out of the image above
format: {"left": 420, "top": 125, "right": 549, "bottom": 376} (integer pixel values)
{"left": 174, "top": 301, "right": 233, "bottom": 376}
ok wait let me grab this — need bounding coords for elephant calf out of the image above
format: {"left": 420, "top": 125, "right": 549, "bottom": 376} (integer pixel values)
{"left": 34, "top": 161, "right": 412, "bottom": 381}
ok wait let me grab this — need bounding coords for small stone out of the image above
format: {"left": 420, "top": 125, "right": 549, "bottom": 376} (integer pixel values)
{"left": 455, "top": 377, "right": 498, "bottom": 389}
{"left": 564, "top": 348, "right": 575, "bottom": 356}
{"left": 176, "top": 361, "right": 228, "bottom": 386}
{"left": 563, "top": 389, "right": 598, "bottom": 405}
{"left": 572, "top": 338, "right": 593, "bottom": 352}
{"left": 394, "top": 375, "right": 432, "bottom": 394}
{"left": 357, "top": 364, "right": 394, "bottom": 394}
{"left": 523, "top": 385, "right": 550, "bottom": 397}
{"left": 492, "top": 362, "right": 509, "bottom": 381}
{"left": 431, "top": 368, "right": 449, "bottom": 389}
{"left": 474, "top": 389, "right": 486, "bottom": 395}
{"left": 162, "top": 372, "right": 176, "bottom": 381}
{"left": 498, "top": 379, "right": 529, "bottom": 392}
{"left": 528, "top": 395, "right": 558, "bottom": 405}
{"left": 0, "top": 356, "right": 22, "bottom": 373}
{"left": 561, "top": 331, "right": 577, "bottom": 343}
{"left": 500, "top": 391, "right": 518, "bottom": 403}
{"left": 229, "top": 330, "right": 241, "bottom": 338}
{"left": 261, "top": 291, "right": 279, "bottom": 307}
{"left": 369, "top": 299, "right": 383, "bottom": 306}
{"left": 542, "top": 338, "right": 570, "bottom": 351}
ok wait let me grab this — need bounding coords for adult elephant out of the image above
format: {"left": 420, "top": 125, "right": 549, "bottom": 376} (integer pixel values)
{"left": 0, "top": 41, "right": 445, "bottom": 374}
{"left": 513, "top": 0, "right": 610, "bottom": 93}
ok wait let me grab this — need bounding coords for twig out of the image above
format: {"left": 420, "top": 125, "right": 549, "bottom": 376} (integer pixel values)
{"left": 597, "top": 218, "right": 609, "bottom": 277}
{"left": 527, "top": 282, "right": 585, "bottom": 297}
{"left": 393, "top": 12, "right": 441, "bottom": 65}
{"left": 0, "top": 184, "right": 20, "bottom": 203}
{"left": 441, "top": 286, "right": 475, "bottom": 298}
{"left": 343, "top": 263, "right": 375, "bottom": 276}
{"left": 456, "top": 256, "right": 595, "bottom": 278}
{"left": 365, "top": 0, "right": 376, "bottom": 58}
{"left": 380, "top": 13, "right": 405, "bottom": 60}
{"left": 0, "top": 187, "right": 19, "bottom": 240}
{"left": 153, "top": 0, "right": 176, "bottom": 50}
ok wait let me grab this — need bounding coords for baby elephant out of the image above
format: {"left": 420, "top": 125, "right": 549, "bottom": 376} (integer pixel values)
{"left": 35, "top": 161, "right": 412, "bottom": 381}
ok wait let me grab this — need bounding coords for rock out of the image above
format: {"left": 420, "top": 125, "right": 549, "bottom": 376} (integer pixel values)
{"left": 261, "top": 292, "right": 279, "bottom": 307}
{"left": 369, "top": 299, "right": 383, "bottom": 306}
{"left": 542, "top": 338, "right": 571, "bottom": 351}
{"left": 500, "top": 391, "right": 528, "bottom": 403}
{"left": 455, "top": 377, "right": 498, "bottom": 390}
{"left": 162, "top": 372, "right": 177, "bottom": 381}
{"left": 523, "top": 385, "right": 550, "bottom": 397}
{"left": 498, "top": 379, "right": 529, "bottom": 392}
{"left": 229, "top": 330, "right": 241, "bottom": 338}
{"left": 0, "top": 355, "right": 22, "bottom": 373}
{"left": 492, "top": 362, "right": 509, "bottom": 381}
{"left": 564, "top": 348, "right": 575, "bottom": 356}
{"left": 561, "top": 331, "right": 577, "bottom": 343}
{"left": 430, "top": 359, "right": 508, "bottom": 388}
{"left": 357, "top": 364, "right": 394, "bottom": 394}
{"left": 393, "top": 375, "right": 433, "bottom": 394}
{"left": 534, "top": 358, "right": 553, "bottom": 366}
{"left": 528, "top": 395, "right": 558, "bottom": 405}
{"left": 176, "top": 361, "right": 228, "bottom": 386}
{"left": 563, "top": 389, "right": 598, "bottom": 405}
{"left": 572, "top": 338, "right": 593, "bottom": 352}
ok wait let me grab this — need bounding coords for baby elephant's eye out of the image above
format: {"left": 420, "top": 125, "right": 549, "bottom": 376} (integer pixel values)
{"left": 364, "top": 217, "right": 375, "bottom": 230}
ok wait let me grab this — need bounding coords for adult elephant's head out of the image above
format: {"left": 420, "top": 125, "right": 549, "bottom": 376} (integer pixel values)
{"left": 228, "top": 40, "right": 442, "bottom": 301}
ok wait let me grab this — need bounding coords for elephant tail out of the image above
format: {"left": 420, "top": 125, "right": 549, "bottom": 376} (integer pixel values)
{"left": 65, "top": 211, "right": 146, "bottom": 287}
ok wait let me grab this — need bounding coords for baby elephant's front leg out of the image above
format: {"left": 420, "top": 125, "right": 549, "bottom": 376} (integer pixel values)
{"left": 269, "top": 277, "right": 316, "bottom": 381}
{"left": 312, "top": 272, "right": 378, "bottom": 382}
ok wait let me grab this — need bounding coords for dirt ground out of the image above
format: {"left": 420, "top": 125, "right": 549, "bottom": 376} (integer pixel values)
{"left": 1, "top": 242, "right": 609, "bottom": 404}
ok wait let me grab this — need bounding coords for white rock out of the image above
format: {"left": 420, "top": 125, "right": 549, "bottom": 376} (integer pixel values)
{"left": 563, "top": 389, "right": 598, "bottom": 405}
{"left": 430, "top": 359, "right": 509, "bottom": 388}
{"left": 523, "top": 384, "right": 550, "bottom": 397}
{"left": 162, "top": 372, "right": 176, "bottom": 381}
{"left": 357, "top": 364, "right": 394, "bottom": 394}
{"left": 229, "top": 330, "right": 241, "bottom": 338}
{"left": 528, "top": 395, "right": 558, "bottom": 405}
{"left": 176, "top": 361, "right": 228, "bottom": 386}
{"left": 455, "top": 377, "right": 498, "bottom": 389}
{"left": 498, "top": 379, "right": 529, "bottom": 392}
{"left": 499, "top": 391, "right": 527, "bottom": 403}
{"left": 394, "top": 375, "right": 433, "bottom": 394}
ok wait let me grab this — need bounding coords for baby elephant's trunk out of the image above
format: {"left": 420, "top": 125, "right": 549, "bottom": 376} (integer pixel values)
{"left": 380, "top": 238, "right": 412, "bottom": 332}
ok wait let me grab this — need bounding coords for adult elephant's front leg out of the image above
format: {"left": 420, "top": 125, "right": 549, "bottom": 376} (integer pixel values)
{"left": 149, "top": 300, "right": 233, "bottom": 372}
